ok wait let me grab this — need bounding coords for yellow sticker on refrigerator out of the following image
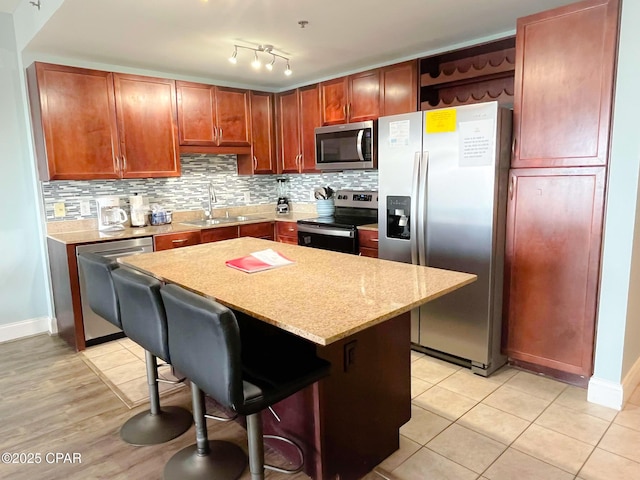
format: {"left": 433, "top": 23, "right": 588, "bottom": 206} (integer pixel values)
{"left": 425, "top": 109, "right": 457, "bottom": 134}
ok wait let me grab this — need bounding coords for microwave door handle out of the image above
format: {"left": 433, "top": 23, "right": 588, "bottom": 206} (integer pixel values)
{"left": 410, "top": 152, "right": 420, "bottom": 265}
{"left": 356, "top": 129, "right": 365, "bottom": 161}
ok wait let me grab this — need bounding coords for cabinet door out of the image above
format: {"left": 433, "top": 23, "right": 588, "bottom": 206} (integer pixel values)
{"left": 298, "top": 84, "right": 321, "bottom": 173}
{"left": 320, "top": 77, "right": 348, "bottom": 125}
{"left": 512, "top": 0, "right": 619, "bottom": 168}
{"left": 249, "top": 91, "right": 276, "bottom": 174}
{"left": 239, "top": 222, "right": 275, "bottom": 240}
{"left": 381, "top": 60, "right": 418, "bottom": 116}
{"left": 276, "top": 90, "right": 301, "bottom": 174}
{"left": 201, "top": 226, "right": 239, "bottom": 243}
{"left": 504, "top": 167, "right": 605, "bottom": 377}
{"left": 154, "top": 231, "right": 201, "bottom": 251}
{"left": 113, "top": 74, "right": 180, "bottom": 178}
{"left": 215, "top": 86, "right": 251, "bottom": 146}
{"left": 27, "top": 62, "right": 120, "bottom": 181}
{"left": 176, "top": 81, "right": 216, "bottom": 145}
{"left": 348, "top": 69, "right": 381, "bottom": 123}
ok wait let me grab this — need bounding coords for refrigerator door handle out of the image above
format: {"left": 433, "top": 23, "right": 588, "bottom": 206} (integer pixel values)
{"left": 410, "top": 152, "right": 421, "bottom": 265}
{"left": 417, "top": 151, "right": 429, "bottom": 266}
{"left": 356, "top": 129, "right": 365, "bottom": 161}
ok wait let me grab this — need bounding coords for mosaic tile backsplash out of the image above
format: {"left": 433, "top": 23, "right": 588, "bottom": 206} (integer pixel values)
{"left": 41, "top": 155, "right": 379, "bottom": 221}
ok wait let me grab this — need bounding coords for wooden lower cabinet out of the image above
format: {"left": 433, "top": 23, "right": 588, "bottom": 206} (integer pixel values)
{"left": 201, "top": 226, "right": 238, "bottom": 243}
{"left": 504, "top": 167, "right": 606, "bottom": 380}
{"left": 358, "top": 229, "right": 379, "bottom": 258}
{"left": 154, "top": 230, "right": 201, "bottom": 251}
{"left": 239, "top": 222, "right": 274, "bottom": 240}
{"left": 275, "top": 221, "right": 298, "bottom": 244}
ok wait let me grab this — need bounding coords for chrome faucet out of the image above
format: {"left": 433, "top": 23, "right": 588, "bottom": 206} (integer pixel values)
{"left": 205, "top": 181, "right": 217, "bottom": 219}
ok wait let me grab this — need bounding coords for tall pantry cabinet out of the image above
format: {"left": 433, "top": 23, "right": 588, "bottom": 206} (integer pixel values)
{"left": 505, "top": 0, "right": 620, "bottom": 382}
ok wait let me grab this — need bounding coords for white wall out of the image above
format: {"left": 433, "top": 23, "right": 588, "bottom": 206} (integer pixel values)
{"left": 0, "top": 12, "right": 50, "bottom": 335}
{"left": 590, "top": 0, "right": 640, "bottom": 409}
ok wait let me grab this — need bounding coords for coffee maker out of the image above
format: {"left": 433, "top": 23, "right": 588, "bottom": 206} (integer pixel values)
{"left": 95, "top": 196, "right": 128, "bottom": 231}
{"left": 276, "top": 178, "right": 290, "bottom": 214}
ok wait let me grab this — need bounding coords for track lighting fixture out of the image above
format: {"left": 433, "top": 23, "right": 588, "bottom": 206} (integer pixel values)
{"left": 228, "top": 44, "right": 292, "bottom": 76}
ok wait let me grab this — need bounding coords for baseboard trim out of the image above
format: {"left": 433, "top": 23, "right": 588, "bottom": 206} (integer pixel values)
{"left": 0, "top": 317, "right": 52, "bottom": 343}
{"left": 588, "top": 376, "right": 624, "bottom": 410}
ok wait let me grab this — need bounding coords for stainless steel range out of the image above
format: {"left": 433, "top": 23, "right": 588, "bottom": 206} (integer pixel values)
{"left": 297, "top": 190, "right": 378, "bottom": 254}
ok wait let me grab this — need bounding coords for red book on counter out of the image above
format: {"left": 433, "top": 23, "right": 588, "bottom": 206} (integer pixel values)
{"left": 225, "top": 249, "right": 294, "bottom": 273}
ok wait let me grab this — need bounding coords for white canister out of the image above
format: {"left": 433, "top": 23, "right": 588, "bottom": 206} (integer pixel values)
{"left": 129, "top": 195, "right": 147, "bottom": 227}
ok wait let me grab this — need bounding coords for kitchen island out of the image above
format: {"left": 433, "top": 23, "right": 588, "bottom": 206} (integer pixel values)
{"left": 119, "top": 237, "right": 475, "bottom": 479}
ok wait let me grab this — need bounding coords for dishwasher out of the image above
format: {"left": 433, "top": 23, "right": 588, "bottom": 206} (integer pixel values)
{"left": 76, "top": 237, "right": 154, "bottom": 346}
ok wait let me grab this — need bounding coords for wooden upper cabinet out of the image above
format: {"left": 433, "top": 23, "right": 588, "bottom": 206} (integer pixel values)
{"left": 113, "top": 74, "right": 180, "bottom": 178}
{"left": 381, "top": 60, "right": 418, "bottom": 116}
{"left": 512, "top": 0, "right": 620, "bottom": 168}
{"left": 27, "top": 63, "right": 179, "bottom": 180}
{"left": 27, "top": 62, "right": 120, "bottom": 181}
{"left": 320, "top": 77, "right": 348, "bottom": 125}
{"left": 348, "top": 69, "right": 381, "bottom": 122}
{"left": 504, "top": 167, "right": 606, "bottom": 378}
{"left": 276, "top": 85, "right": 321, "bottom": 174}
{"left": 238, "top": 91, "right": 276, "bottom": 174}
{"left": 176, "top": 81, "right": 250, "bottom": 147}
{"left": 176, "top": 82, "right": 216, "bottom": 144}
{"left": 276, "top": 89, "right": 301, "bottom": 174}
{"left": 298, "top": 84, "right": 321, "bottom": 172}
{"left": 214, "top": 86, "right": 251, "bottom": 146}
{"left": 321, "top": 71, "right": 380, "bottom": 125}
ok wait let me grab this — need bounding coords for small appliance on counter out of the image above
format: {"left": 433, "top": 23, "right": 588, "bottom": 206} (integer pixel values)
{"left": 276, "top": 177, "right": 290, "bottom": 214}
{"left": 129, "top": 193, "right": 148, "bottom": 227}
{"left": 95, "top": 196, "right": 128, "bottom": 231}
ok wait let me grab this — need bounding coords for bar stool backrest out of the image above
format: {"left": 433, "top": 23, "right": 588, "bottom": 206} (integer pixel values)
{"left": 161, "top": 284, "right": 244, "bottom": 410}
{"left": 77, "top": 252, "right": 122, "bottom": 329}
{"left": 112, "top": 267, "right": 170, "bottom": 363}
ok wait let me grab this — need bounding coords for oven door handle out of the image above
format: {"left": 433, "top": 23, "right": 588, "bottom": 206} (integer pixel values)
{"left": 297, "top": 224, "right": 355, "bottom": 238}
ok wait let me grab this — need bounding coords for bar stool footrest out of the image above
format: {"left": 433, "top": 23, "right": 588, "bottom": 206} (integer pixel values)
{"left": 263, "top": 434, "right": 304, "bottom": 474}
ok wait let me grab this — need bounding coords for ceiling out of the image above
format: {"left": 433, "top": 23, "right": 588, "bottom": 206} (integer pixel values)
{"left": 14, "top": 0, "right": 576, "bottom": 91}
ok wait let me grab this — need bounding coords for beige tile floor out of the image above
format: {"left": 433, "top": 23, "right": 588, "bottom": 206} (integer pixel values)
{"left": 81, "top": 337, "right": 186, "bottom": 408}
{"left": 82, "top": 342, "right": 640, "bottom": 479}
{"left": 364, "top": 351, "right": 640, "bottom": 480}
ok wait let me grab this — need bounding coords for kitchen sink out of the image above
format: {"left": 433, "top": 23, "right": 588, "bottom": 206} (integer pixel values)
{"left": 180, "top": 216, "right": 265, "bottom": 227}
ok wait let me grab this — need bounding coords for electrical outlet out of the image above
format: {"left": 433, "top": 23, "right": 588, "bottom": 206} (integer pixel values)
{"left": 244, "top": 192, "right": 251, "bottom": 202}
{"left": 53, "top": 202, "right": 66, "bottom": 218}
{"left": 80, "top": 200, "right": 91, "bottom": 216}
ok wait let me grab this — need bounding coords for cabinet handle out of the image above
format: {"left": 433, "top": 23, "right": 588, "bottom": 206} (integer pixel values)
{"left": 171, "top": 239, "right": 189, "bottom": 244}
{"left": 122, "top": 155, "right": 127, "bottom": 173}
{"left": 343, "top": 104, "right": 347, "bottom": 118}
{"left": 219, "top": 127, "right": 223, "bottom": 142}
{"left": 509, "top": 175, "right": 515, "bottom": 200}
{"left": 371, "top": 238, "right": 379, "bottom": 242}
{"left": 213, "top": 126, "right": 218, "bottom": 141}
{"left": 253, "top": 156, "right": 258, "bottom": 170}
{"left": 115, "top": 155, "right": 121, "bottom": 174}
{"left": 347, "top": 103, "right": 351, "bottom": 119}
{"left": 511, "top": 137, "right": 517, "bottom": 160}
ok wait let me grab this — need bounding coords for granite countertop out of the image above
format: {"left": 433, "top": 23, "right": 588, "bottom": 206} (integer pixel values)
{"left": 47, "top": 207, "right": 315, "bottom": 245}
{"left": 119, "top": 237, "right": 476, "bottom": 346}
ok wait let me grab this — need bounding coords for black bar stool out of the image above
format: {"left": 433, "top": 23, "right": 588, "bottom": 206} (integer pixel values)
{"left": 77, "top": 253, "right": 192, "bottom": 446}
{"left": 160, "top": 283, "right": 331, "bottom": 480}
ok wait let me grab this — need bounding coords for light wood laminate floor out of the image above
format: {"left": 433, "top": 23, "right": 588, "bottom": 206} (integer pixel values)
{"left": 2, "top": 334, "right": 640, "bottom": 479}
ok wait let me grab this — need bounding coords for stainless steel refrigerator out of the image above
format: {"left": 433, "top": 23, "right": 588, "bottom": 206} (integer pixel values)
{"left": 377, "top": 102, "right": 512, "bottom": 376}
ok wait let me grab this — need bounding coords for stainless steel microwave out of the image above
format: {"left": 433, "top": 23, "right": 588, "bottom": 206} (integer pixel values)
{"left": 314, "top": 120, "right": 375, "bottom": 171}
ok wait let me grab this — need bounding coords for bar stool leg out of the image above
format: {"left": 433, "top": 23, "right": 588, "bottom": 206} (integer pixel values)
{"left": 120, "top": 351, "right": 193, "bottom": 446}
{"left": 247, "top": 413, "right": 265, "bottom": 480}
{"left": 163, "top": 383, "right": 247, "bottom": 480}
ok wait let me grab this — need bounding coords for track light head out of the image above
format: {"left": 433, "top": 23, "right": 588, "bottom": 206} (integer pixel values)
{"left": 229, "top": 44, "right": 291, "bottom": 76}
